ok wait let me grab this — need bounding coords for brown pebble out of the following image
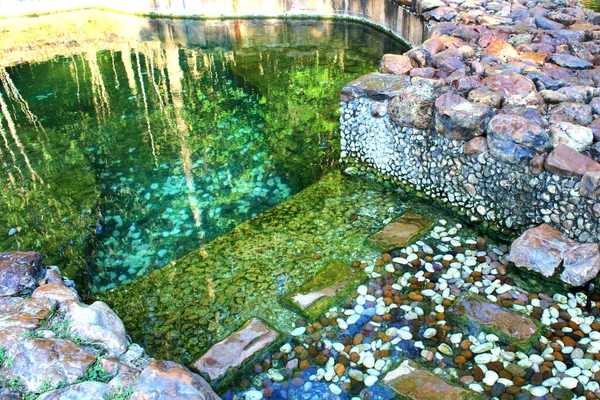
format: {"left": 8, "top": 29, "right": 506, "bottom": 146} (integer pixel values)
{"left": 334, "top": 363, "right": 345, "bottom": 376}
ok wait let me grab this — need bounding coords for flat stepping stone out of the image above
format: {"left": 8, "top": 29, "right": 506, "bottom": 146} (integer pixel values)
{"left": 383, "top": 359, "right": 483, "bottom": 400}
{"left": 285, "top": 260, "right": 364, "bottom": 320}
{"left": 368, "top": 211, "right": 433, "bottom": 251}
{"left": 447, "top": 292, "right": 539, "bottom": 348}
{"left": 340, "top": 72, "right": 411, "bottom": 102}
{"left": 193, "top": 318, "right": 278, "bottom": 382}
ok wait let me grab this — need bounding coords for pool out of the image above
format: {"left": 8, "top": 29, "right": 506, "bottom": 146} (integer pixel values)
{"left": 0, "top": 15, "right": 407, "bottom": 293}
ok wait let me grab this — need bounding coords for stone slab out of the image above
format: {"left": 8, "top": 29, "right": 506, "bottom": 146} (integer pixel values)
{"left": 286, "top": 260, "right": 363, "bottom": 319}
{"left": 447, "top": 293, "right": 539, "bottom": 346}
{"left": 368, "top": 211, "right": 433, "bottom": 251}
{"left": 340, "top": 73, "right": 411, "bottom": 102}
{"left": 544, "top": 144, "right": 600, "bottom": 177}
{"left": 193, "top": 318, "right": 278, "bottom": 381}
{"left": 383, "top": 359, "right": 484, "bottom": 400}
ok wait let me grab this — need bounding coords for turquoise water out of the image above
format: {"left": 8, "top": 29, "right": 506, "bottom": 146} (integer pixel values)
{"left": 0, "top": 18, "right": 407, "bottom": 293}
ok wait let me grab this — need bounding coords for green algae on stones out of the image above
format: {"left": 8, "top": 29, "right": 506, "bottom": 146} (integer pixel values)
{"left": 383, "top": 359, "right": 484, "bottom": 400}
{"left": 367, "top": 211, "right": 433, "bottom": 252}
{"left": 100, "top": 172, "right": 423, "bottom": 363}
{"left": 447, "top": 292, "right": 541, "bottom": 350}
{"left": 283, "top": 260, "right": 365, "bottom": 320}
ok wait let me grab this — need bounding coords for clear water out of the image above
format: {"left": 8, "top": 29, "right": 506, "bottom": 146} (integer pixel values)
{"left": 0, "top": 17, "right": 407, "bottom": 293}
{"left": 582, "top": 0, "right": 600, "bottom": 11}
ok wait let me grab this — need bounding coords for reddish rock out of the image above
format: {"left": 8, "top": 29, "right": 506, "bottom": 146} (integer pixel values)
{"left": 482, "top": 73, "right": 541, "bottom": 107}
{"left": 544, "top": 144, "right": 600, "bottom": 177}
{"left": 521, "top": 52, "right": 549, "bottom": 67}
{"left": 434, "top": 93, "right": 494, "bottom": 140}
{"left": 549, "top": 103, "right": 593, "bottom": 126}
{"left": 32, "top": 283, "right": 79, "bottom": 305}
{"left": 424, "top": 6, "right": 458, "bottom": 22}
{"left": 65, "top": 300, "right": 129, "bottom": 357}
{"left": 380, "top": 54, "right": 413, "bottom": 75}
{"left": 388, "top": 80, "right": 436, "bottom": 129}
{"left": 529, "top": 153, "right": 546, "bottom": 175}
{"left": 8, "top": 338, "right": 97, "bottom": 392}
{"left": 464, "top": 136, "right": 488, "bottom": 155}
{"left": 448, "top": 293, "right": 539, "bottom": 343}
{"left": 509, "top": 224, "right": 600, "bottom": 287}
{"left": 368, "top": 211, "right": 433, "bottom": 251}
{"left": 37, "top": 382, "right": 111, "bottom": 400}
{"left": 0, "top": 296, "right": 55, "bottom": 348}
{"left": 340, "top": 73, "right": 410, "bottom": 102}
{"left": 467, "top": 87, "right": 503, "bottom": 108}
{"left": 193, "top": 318, "right": 278, "bottom": 381}
{"left": 482, "top": 38, "right": 519, "bottom": 62}
{"left": 0, "top": 252, "right": 44, "bottom": 297}
{"left": 416, "top": 0, "right": 446, "bottom": 12}
{"left": 131, "top": 360, "right": 219, "bottom": 400}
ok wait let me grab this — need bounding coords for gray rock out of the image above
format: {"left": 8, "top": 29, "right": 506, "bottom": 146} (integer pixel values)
{"left": 549, "top": 103, "right": 593, "bottom": 126}
{"left": 0, "top": 252, "right": 44, "bottom": 297}
{"left": 37, "top": 382, "right": 111, "bottom": 400}
{"left": 486, "top": 114, "right": 551, "bottom": 165}
{"left": 580, "top": 171, "right": 600, "bottom": 198}
{"left": 548, "top": 122, "right": 593, "bottom": 152}
{"left": 551, "top": 54, "right": 594, "bottom": 70}
{"left": 340, "top": 73, "right": 411, "bottom": 102}
{"left": 388, "top": 80, "right": 436, "bottom": 129}
{"left": 435, "top": 93, "right": 493, "bottom": 140}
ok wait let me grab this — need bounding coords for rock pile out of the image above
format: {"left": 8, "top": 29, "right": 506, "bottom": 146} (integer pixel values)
{"left": 0, "top": 251, "right": 219, "bottom": 399}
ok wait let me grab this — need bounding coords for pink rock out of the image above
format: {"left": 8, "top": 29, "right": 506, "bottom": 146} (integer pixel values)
{"left": 380, "top": 54, "right": 413, "bottom": 75}
{"left": 482, "top": 38, "right": 519, "bottom": 62}
{"left": 544, "top": 144, "right": 600, "bottom": 177}
{"left": 32, "top": 283, "right": 79, "bottom": 305}
{"left": 0, "top": 252, "right": 44, "bottom": 297}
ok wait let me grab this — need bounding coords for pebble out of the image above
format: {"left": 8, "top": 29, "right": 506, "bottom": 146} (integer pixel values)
{"left": 290, "top": 327, "right": 306, "bottom": 336}
{"left": 364, "top": 375, "right": 378, "bottom": 387}
{"left": 560, "top": 377, "right": 579, "bottom": 390}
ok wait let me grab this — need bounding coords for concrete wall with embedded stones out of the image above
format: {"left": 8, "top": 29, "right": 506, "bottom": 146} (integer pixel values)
{"left": 340, "top": 94, "right": 600, "bottom": 242}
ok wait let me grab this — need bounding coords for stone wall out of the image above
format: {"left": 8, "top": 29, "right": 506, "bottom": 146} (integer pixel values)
{"left": 340, "top": 0, "right": 600, "bottom": 243}
{"left": 0, "top": 0, "right": 428, "bottom": 46}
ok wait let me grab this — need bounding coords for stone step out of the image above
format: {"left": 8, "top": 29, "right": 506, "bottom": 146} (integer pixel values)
{"left": 368, "top": 211, "right": 433, "bottom": 252}
{"left": 383, "top": 359, "right": 484, "bottom": 400}
{"left": 193, "top": 318, "right": 278, "bottom": 383}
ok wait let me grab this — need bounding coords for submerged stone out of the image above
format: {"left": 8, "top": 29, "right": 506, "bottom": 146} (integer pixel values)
{"left": 0, "top": 251, "right": 44, "bottom": 297}
{"left": 368, "top": 211, "right": 433, "bottom": 251}
{"left": 193, "top": 318, "right": 278, "bottom": 382}
{"left": 447, "top": 293, "right": 539, "bottom": 346}
{"left": 383, "top": 359, "right": 484, "bottom": 400}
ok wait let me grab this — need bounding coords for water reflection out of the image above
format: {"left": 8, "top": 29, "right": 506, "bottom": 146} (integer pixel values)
{"left": 0, "top": 17, "right": 407, "bottom": 292}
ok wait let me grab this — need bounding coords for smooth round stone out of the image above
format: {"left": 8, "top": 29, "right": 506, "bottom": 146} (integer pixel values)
{"left": 362, "top": 354, "right": 375, "bottom": 369}
{"left": 471, "top": 342, "right": 494, "bottom": 354}
{"left": 530, "top": 386, "right": 549, "bottom": 397}
{"left": 560, "top": 377, "right": 579, "bottom": 390}
{"left": 483, "top": 370, "right": 499, "bottom": 386}
{"left": 357, "top": 285, "right": 368, "bottom": 296}
{"left": 349, "top": 369, "right": 364, "bottom": 381}
{"left": 291, "top": 327, "right": 306, "bottom": 336}
{"left": 337, "top": 318, "right": 349, "bottom": 330}
{"left": 438, "top": 343, "right": 453, "bottom": 356}
{"left": 280, "top": 343, "right": 292, "bottom": 354}
{"left": 364, "top": 375, "right": 378, "bottom": 387}
{"left": 565, "top": 366, "right": 582, "bottom": 377}
{"left": 244, "top": 389, "right": 263, "bottom": 400}
{"left": 554, "top": 360, "right": 567, "bottom": 372}
{"left": 574, "top": 358, "right": 594, "bottom": 370}
{"left": 329, "top": 384, "right": 342, "bottom": 395}
{"left": 398, "top": 330, "right": 413, "bottom": 340}
{"left": 542, "top": 377, "right": 560, "bottom": 387}
{"left": 490, "top": 382, "right": 506, "bottom": 397}
{"left": 423, "top": 328, "right": 437, "bottom": 339}
{"left": 347, "top": 314, "right": 360, "bottom": 325}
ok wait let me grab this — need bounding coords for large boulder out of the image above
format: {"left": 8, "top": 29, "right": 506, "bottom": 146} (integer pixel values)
{"left": 65, "top": 301, "right": 128, "bottom": 356}
{"left": 544, "top": 144, "right": 600, "bottom": 176}
{"left": 0, "top": 252, "right": 44, "bottom": 297}
{"left": 8, "top": 338, "right": 97, "bottom": 392}
{"left": 509, "top": 224, "right": 600, "bottom": 287}
{"left": 486, "top": 114, "right": 552, "bottom": 165}
{"left": 549, "top": 103, "right": 593, "bottom": 126}
{"left": 131, "top": 360, "right": 219, "bottom": 400}
{"left": 482, "top": 73, "right": 541, "bottom": 107}
{"left": 380, "top": 54, "right": 413, "bottom": 75}
{"left": 434, "top": 93, "right": 493, "bottom": 140}
{"left": 548, "top": 122, "right": 594, "bottom": 152}
{"left": 388, "top": 80, "right": 436, "bottom": 129}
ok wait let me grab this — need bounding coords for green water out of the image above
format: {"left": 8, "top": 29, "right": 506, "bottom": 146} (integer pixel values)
{"left": 582, "top": 0, "right": 600, "bottom": 11}
{"left": 0, "top": 18, "right": 407, "bottom": 293}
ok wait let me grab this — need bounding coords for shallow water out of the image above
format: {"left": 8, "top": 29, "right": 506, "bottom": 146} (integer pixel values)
{"left": 582, "top": 0, "right": 600, "bottom": 11}
{"left": 0, "top": 17, "right": 407, "bottom": 293}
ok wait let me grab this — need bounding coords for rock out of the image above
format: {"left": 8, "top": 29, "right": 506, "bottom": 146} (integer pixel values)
{"left": 417, "top": 0, "right": 446, "bottom": 12}
{"left": 509, "top": 224, "right": 600, "bottom": 287}
{"left": 467, "top": 87, "right": 503, "bottom": 108}
{"left": 0, "top": 251, "right": 44, "bottom": 297}
{"left": 548, "top": 122, "right": 594, "bottom": 152}
{"left": 482, "top": 39, "right": 519, "bottom": 62}
{"left": 464, "top": 137, "right": 488, "bottom": 155}
{"left": 65, "top": 301, "right": 128, "bottom": 356}
{"left": 545, "top": 144, "right": 600, "bottom": 176}
{"left": 380, "top": 54, "right": 413, "bottom": 75}
{"left": 535, "top": 16, "right": 565, "bottom": 30}
{"left": 37, "top": 382, "right": 111, "bottom": 400}
{"left": 32, "top": 283, "right": 79, "bottom": 305}
{"left": 549, "top": 103, "right": 593, "bottom": 126}
{"left": 131, "top": 360, "right": 219, "bottom": 400}
{"left": 405, "top": 48, "right": 432, "bottom": 69}
{"left": 8, "top": 338, "right": 96, "bottom": 392}
{"left": 434, "top": 93, "right": 493, "bottom": 140}
{"left": 447, "top": 293, "right": 539, "bottom": 345}
{"left": 486, "top": 114, "right": 551, "bottom": 165}
{"left": 541, "top": 90, "right": 569, "bottom": 104}
{"left": 340, "top": 73, "right": 411, "bottom": 102}
{"left": 557, "top": 86, "right": 595, "bottom": 104}
{"left": 388, "top": 80, "right": 436, "bottom": 129}
{"left": 590, "top": 119, "right": 600, "bottom": 141}
{"left": 368, "top": 211, "right": 433, "bottom": 251}
{"left": 193, "top": 318, "right": 278, "bottom": 381}
{"left": 0, "top": 297, "right": 55, "bottom": 348}
{"left": 383, "top": 359, "right": 484, "bottom": 400}
{"left": 482, "top": 73, "right": 541, "bottom": 107}
{"left": 591, "top": 98, "right": 600, "bottom": 115}
{"left": 425, "top": 6, "right": 458, "bottom": 22}
{"left": 551, "top": 54, "right": 594, "bottom": 70}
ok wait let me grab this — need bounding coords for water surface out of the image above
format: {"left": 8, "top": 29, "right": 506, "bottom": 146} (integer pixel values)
{"left": 0, "top": 17, "right": 407, "bottom": 292}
